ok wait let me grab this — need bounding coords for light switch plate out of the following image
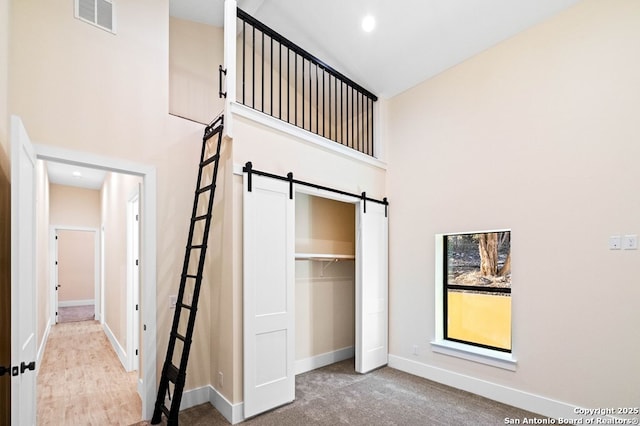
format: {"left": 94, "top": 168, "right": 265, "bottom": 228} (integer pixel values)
{"left": 623, "top": 234, "right": 638, "bottom": 250}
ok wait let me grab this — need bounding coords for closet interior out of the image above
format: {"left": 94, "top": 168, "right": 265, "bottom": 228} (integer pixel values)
{"left": 294, "top": 193, "right": 356, "bottom": 375}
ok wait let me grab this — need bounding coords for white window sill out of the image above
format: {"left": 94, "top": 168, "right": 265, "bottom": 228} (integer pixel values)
{"left": 430, "top": 340, "right": 517, "bottom": 371}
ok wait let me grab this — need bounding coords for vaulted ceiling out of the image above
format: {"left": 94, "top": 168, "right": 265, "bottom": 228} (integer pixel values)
{"left": 170, "top": 0, "right": 581, "bottom": 98}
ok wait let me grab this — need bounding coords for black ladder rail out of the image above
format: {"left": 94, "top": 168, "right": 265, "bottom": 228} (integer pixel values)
{"left": 151, "top": 114, "right": 224, "bottom": 425}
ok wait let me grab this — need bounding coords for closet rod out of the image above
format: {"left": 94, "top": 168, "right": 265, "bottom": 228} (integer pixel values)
{"left": 243, "top": 161, "right": 389, "bottom": 207}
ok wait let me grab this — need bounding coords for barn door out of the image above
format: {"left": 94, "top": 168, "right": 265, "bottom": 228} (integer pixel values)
{"left": 243, "top": 174, "right": 295, "bottom": 418}
{"left": 355, "top": 200, "right": 388, "bottom": 373}
{"left": 10, "top": 116, "right": 37, "bottom": 426}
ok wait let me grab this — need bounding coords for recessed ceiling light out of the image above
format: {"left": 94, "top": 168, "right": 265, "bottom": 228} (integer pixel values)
{"left": 72, "top": 171, "right": 82, "bottom": 178}
{"left": 362, "top": 15, "right": 375, "bottom": 33}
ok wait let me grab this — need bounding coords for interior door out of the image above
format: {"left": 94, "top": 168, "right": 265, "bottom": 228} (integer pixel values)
{"left": 10, "top": 115, "right": 37, "bottom": 426}
{"left": 243, "top": 174, "right": 295, "bottom": 418}
{"left": 56, "top": 230, "right": 95, "bottom": 307}
{"left": 355, "top": 200, "right": 388, "bottom": 373}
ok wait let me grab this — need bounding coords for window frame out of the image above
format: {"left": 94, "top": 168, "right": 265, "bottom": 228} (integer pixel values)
{"left": 432, "top": 231, "right": 517, "bottom": 370}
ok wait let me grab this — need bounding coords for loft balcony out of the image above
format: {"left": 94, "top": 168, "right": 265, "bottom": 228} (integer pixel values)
{"left": 231, "top": 9, "right": 378, "bottom": 157}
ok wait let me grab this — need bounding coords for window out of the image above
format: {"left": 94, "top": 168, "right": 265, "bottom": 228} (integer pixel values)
{"left": 442, "top": 230, "right": 511, "bottom": 353}
{"left": 75, "top": 0, "right": 115, "bottom": 33}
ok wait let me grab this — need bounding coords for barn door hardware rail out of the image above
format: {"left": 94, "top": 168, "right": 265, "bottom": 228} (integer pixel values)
{"left": 242, "top": 162, "right": 388, "bottom": 215}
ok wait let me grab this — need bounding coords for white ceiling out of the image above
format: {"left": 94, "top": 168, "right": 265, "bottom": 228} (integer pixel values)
{"left": 47, "top": 162, "right": 106, "bottom": 190}
{"left": 170, "top": 0, "right": 580, "bottom": 98}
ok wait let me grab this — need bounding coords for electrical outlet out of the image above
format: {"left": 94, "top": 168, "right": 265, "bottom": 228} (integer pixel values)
{"left": 218, "top": 371, "right": 224, "bottom": 387}
{"left": 412, "top": 345, "right": 419, "bottom": 356}
{"left": 169, "top": 295, "right": 177, "bottom": 309}
{"left": 623, "top": 234, "right": 638, "bottom": 250}
{"left": 609, "top": 236, "right": 621, "bottom": 250}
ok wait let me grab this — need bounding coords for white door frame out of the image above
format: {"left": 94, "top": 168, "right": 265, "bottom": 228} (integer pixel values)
{"left": 34, "top": 144, "right": 158, "bottom": 420}
{"left": 127, "top": 189, "right": 141, "bottom": 372}
{"left": 50, "top": 226, "right": 100, "bottom": 324}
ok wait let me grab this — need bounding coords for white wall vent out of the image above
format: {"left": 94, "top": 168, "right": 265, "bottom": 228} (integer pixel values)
{"left": 75, "top": 0, "right": 115, "bottom": 33}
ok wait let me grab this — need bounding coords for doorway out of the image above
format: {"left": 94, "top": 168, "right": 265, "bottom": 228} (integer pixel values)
{"left": 53, "top": 228, "right": 99, "bottom": 323}
{"left": 243, "top": 172, "right": 388, "bottom": 419}
{"left": 34, "top": 144, "right": 158, "bottom": 420}
{"left": 294, "top": 193, "right": 356, "bottom": 375}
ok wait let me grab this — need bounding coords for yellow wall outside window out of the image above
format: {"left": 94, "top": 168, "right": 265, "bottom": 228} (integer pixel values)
{"left": 447, "top": 291, "right": 511, "bottom": 351}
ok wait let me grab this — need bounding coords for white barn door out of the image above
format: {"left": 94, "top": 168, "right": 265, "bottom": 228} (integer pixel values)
{"left": 243, "top": 174, "right": 295, "bottom": 418}
{"left": 355, "top": 201, "right": 388, "bottom": 373}
{"left": 11, "top": 116, "right": 37, "bottom": 426}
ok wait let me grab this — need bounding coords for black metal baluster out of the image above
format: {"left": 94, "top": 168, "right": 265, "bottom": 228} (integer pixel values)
{"left": 315, "top": 64, "right": 319, "bottom": 135}
{"left": 287, "top": 48, "right": 290, "bottom": 123}
{"left": 270, "top": 36, "right": 273, "bottom": 116}
{"left": 279, "top": 42, "right": 282, "bottom": 119}
{"left": 252, "top": 25, "right": 255, "bottom": 108}
{"left": 242, "top": 20, "right": 246, "bottom": 104}
{"left": 294, "top": 54, "right": 298, "bottom": 127}
{"left": 302, "top": 57, "right": 305, "bottom": 129}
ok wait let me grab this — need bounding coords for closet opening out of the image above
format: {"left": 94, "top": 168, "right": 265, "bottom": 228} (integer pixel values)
{"left": 294, "top": 193, "right": 356, "bottom": 375}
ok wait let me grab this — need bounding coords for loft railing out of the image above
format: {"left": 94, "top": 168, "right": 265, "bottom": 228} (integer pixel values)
{"left": 236, "top": 8, "right": 378, "bottom": 157}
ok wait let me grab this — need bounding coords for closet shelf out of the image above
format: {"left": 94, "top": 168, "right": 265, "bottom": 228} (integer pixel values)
{"left": 295, "top": 253, "right": 355, "bottom": 261}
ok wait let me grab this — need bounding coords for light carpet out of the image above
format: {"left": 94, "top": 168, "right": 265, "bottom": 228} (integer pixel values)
{"left": 57, "top": 304, "right": 95, "bottom": 323}
{"left": 136, "top": 358, "right": 544, "bottom": 425}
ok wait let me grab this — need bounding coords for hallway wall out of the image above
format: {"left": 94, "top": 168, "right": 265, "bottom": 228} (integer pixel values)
{"left": 49, "top": 184, "right": 101, "bottom": 228}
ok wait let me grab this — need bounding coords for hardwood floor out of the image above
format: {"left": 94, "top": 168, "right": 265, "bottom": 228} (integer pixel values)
{"left": 37, "top": 320, "right": 141, "bottom": 425}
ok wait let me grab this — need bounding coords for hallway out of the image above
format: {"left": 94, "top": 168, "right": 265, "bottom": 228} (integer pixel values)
{"left": 37, "top": 321, "right": 141, "bottom": 425}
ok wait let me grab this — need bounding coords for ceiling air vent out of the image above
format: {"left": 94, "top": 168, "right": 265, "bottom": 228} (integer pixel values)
{"left": 75, "top": 0, "right": 115, "bottom": 33}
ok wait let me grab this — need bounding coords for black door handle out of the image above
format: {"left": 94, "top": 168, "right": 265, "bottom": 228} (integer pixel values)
{"left": 20, "top": 361, "right": 35, "bottom": 374}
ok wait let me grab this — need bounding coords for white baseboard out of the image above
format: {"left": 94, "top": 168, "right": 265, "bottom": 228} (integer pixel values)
{"left": 36, "top": 318, "right": 52, "bottom": 373}
{"left": 102, "top": 321, "right": 128, "bottom": 370}
{"left": 58, "top": 299, "right": 95, "bottom": 307}
{"left": 389, "top": 354, "right": 589, "bottom": 421}
{"left": 178, "top": 385, "right": 244, "bottom": 424}
{"left": 295, "top": 346, "right": 355, "bottom": 375}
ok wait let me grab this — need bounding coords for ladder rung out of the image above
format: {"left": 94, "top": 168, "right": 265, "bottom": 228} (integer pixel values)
{"left": 177, "top": 302, "right": 192, "bottom": 310}
{"left": 197, "top": 184, "right": 214, "bottom": 194}
{"left": 160, "top": 404, "right": 170, "bottom": 418}
{"left": 188, "top": 244, "right": 205, "bottom": 250}
{"left": 192, "top": 214, "right": 210, "bottom": 222}
{"left": 183, "top": 274, "right": 198, "bottom": 280}
{"left": 166, "top": 363, "right": 180, "bottom": 383}
{"left": 172, "top": 332, "right": 187, "bottom": 343}
{"left": 200, "top": 153, "right": 220, "bottom": 167}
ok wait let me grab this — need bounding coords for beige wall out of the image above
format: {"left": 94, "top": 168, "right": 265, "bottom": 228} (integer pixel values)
{"left": 296, "top": 193, "right": 355, "bottom": 255}
{"left": 169, "top": 17, "right": 225, "bottom": 124}
{"left": 56, "top": 229, "right": 95, "bottom": 303}
{"left": 387, "top": 0, "right": 640, "bottom": 411}
{"left": 49, "top": 184, "right": 101, "bottom": 228}
{"left": 0, "top": 0, "right": 8, "bottom": 158}
{"left": 295, "top": 194, "right": 355, "bottom": 361}
{"left": 101, "top": 172, "right": 142, "bottom": 351}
